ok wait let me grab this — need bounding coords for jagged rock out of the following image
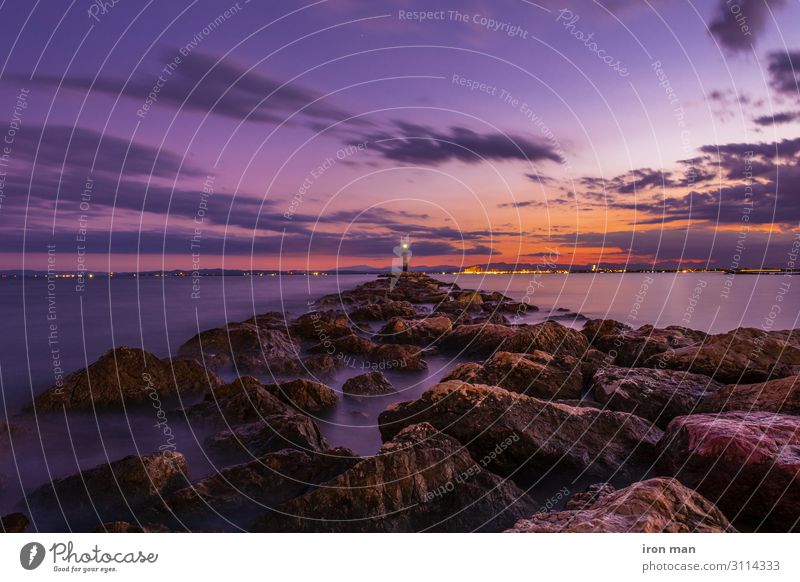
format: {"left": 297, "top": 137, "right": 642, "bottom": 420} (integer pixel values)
{"left": 377, "top": 316, "right": 452, "bottom": 345}
{"left": 1, "top": 512, "right": 29, "bottom": 532}
{"left": 301, "top": 353, "right": 340, "bottom": 376}
{"left": 33, "top": 347, "right": 217, "bottom": 411}
{"left": 565, "top": 483, "right": 616, "bottom": 510}
{"left": 591, "top": 325, "right": 706, "bottom": 367}
{"left": 379, "top": 381, "right": 662, "bottom": 479}
{"left": 658, "top": 412, "right": 800, "bottom": 531}
{"left": 699, "top": 375, "right": 800, "bottom": 414}
{"left": 267, "top": 378, "right": 338, "bottom": 411}
{"left": 251, "top": 423, "right": 534, "bottom": 532}
{"left": 581, "top": 319, "right": 632, "bottom": 344}
{"left": 342, "top": 371, "right": 396, "bottom": 396}
{"left": 290, "top": 311, "right": 351, "bottom": 341}
{"left": 368, "top": 343, "right": 427, "bottom": 371}
{"left": 93, "top": 522, "right": 148, "bottom": 533}
{"left": 164, "top": 447, "right": 357, "bottom": 529}
{"left": 188, "top": 385, "right": 290, "bottom": 426}
{"left": 592, "top": 366, "right": 723, "bottom": 428}
{"left": 188, "top": 384, "right": 328, "bottom": 457}
{"left": 28, "top": 452, "right": 189, "bottom": 529}
{"left": 206, "top": 414, "right": 329, "bottom": 459}
{"left": 506, "top": 478, "right": 735, "bottom": 532}
{"left": 178, "top": 322, "right": 300, "bottom": 374}
{"left": 350, "top": 299, "right": 417, "bottom": 321}
{"left": 647, "top": 328, "right": 800, "bottom": 383}
{"left": 440, "top": 321, "right": 589, "bottom": 358}
{"left": 442, "top": 350, "right": 583, "bottom": 399}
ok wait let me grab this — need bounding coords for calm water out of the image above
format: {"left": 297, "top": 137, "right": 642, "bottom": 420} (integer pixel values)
{"left": 0, "top": 272, "right": 797, "bottom": 520}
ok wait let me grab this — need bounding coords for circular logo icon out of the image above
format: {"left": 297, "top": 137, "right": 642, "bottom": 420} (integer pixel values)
{"left": 20, "top": 542, "right": 46, "bottom": 570}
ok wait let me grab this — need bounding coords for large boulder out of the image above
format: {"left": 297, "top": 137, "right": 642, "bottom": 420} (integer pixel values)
{"left": 592, "top": 366, "right": 723, "bottom": 428}
{"left": 440, "top": 321, "right": 589, "bottom": 358}
{"left": 187, "top": 385, "right": 291, "bottom": 426}
{"left": 581, "top": 319, "right": 631, "bottom": 344}
{"left": 342, "top": 371, "right": 396, "bottom": 396}
{"left": 592, "top": 325, "right": 705, "bottom": 368}
{"left": 646, "top": 328, "right": 800, "bottom": 383}
{"left": 308, "top": 336, "right": 426, "bottom": 371}
{"left": 699, "top": 375, "right": 800, "bottom": 414}
{"left": 178, "top": 322, "right": 300, "bottom": 374}
{"left": 205, "top": 415, "right": 329, "bottom": 459}
{"left": 33, "top": 347, "right": 217, "bottom": 411}
{"left": 350, "top": 299, "right": 417, "bottom": 321}
{"left": 506, "top": 478, "right": 735, "bottom": 533}
{"left": 379, "top": 381, "right": 662, "bottom": 479}
{"left": 290, "top": 311, "right": 351, "bottom": 342}
{"left": 163, "top": 447, "right": 357, "bottom": 530}
{"left": 1, "top": 512, "right": 29, "bottom": 533}
{"left": 267, "top": 378, "right": 338, "bottom": 412}
{"left": 252, "top": 423, "right": 534, "bottom": 532}
{"left": 658, "top": 412, "right": 800, "bottom": 531}
{"left": 443, "top": 350, "right": 583, "bottom": 400}
{"left": 28, "top": 451, "right": 189, "bottom": 529}
{"left": 377, "top": 316, "right": 453, "bottom": 345}
{"left": 187, "top": 385, "right": 329, "bottom": 458}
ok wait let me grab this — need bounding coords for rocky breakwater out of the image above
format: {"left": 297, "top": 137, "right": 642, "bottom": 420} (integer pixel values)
{"left": 16, "top": 273, "right": 800, "bottom": 532}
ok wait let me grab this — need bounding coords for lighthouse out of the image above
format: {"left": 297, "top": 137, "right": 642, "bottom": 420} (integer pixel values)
{"left": 400, "top": 235, "right": 411, "bottom": 273}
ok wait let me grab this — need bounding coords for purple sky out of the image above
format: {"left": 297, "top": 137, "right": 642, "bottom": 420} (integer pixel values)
{"left": 0, "top": 0, "right": 799, "bottom": 271}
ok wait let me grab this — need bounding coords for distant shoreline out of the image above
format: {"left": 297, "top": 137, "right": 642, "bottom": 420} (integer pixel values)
{"left": 1, "top": 268, "right": 798, "bottom": 280}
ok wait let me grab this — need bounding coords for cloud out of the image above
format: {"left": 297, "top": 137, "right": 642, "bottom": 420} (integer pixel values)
{"left": 6, "top": 125, "right": 201, "bottom": 179}
{"left": 753, "top": 111, "right": 800, "bottom": 126}
{"left": 766, "top": 50, "right": 800, "bottom": 98}
{"left": 708, "top": 0, "right": 787, "bottom": 53}
{"left": 547, "top": 226, "right": 800, "bottom": 268}
{"left": 21, "top": 51, "right": 358, "bottom": 126}
{"left": 356, "top": 122, "right": 563, "bottom": 165}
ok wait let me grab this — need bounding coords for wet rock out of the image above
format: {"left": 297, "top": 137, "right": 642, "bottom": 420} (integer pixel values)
{"left": 342, "top": 371, "right": 396, "bottom": 396}
{"left": 592, "top": 366, "right": 723, "bottom": 428}
{"left": 592, "top": 325, "right": 706, "bottom": 367}
{"left": 301, "top": 353, "right": 340, "bottom": 376}
{"left": 1, "top": 512, "right": 29, "bottom": 532}
{"left": 308, "top": 333, "right": 426, "bottom": 371}
{"left": 28, "top": 452, "right": 189, "bottom": 529}
{"left": 188, "top": 384, "right": 291, "bottom": 426}
{"left": 581, "top": 319, "right": 631, "bottom": 344}
{"left": 267, "top": 378, "right": 338, "bottom": 412}
{"left": 290, "top": 311, "right": 351, "bottom": 341}
{"left": 451, "top": 291, "right": 484, "bottom": 311}
{"left": 440, "top": 321, "right": 589, "bottom": 358}
{"left": 379, "top": 381, "right": 662, "bottom": 479}
{"left": 178, "top": 322, "right": 300, "bottom": 374}
{"left": 350, "top": 299, "right": 417, "bottom": 321}
{"left": 192, "top": 381, "right": 328, "bottom": 453}
{"left": 699, "top": 375, "right": 800, "bottom": 414}
{"left": 506, "top": 478, "right": 735, "bottom": 533}
{"left": 658, "top": 412, "right": 800, "bottom": 531}
{"left": 93, "top": 521, "right": 151, "bottom": 533}
{"left": 565, "top": 483, "right": 616, "bottom": 510}
{"left": 443, "top": 350, "right": 583, "bottom": 399}
{"left": 369, "top": 343, "right": 427, "bottom": 371}
{"left": 206, "top": 414, "right": 329, "bottom": 460}
{"left": 33, "top": 347, "right": 217, "bottom": 411}
{"left": 164, "top": 447, "right": 357, "bottom": 529}
{"left": 252, "top": 423, "right": 534, "bottom": 532}
{"left": 377, "top": 316, "right": 452, "bottom": 345}
{"left": 646, "top": 328, "right": 800, "bottom": 383}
